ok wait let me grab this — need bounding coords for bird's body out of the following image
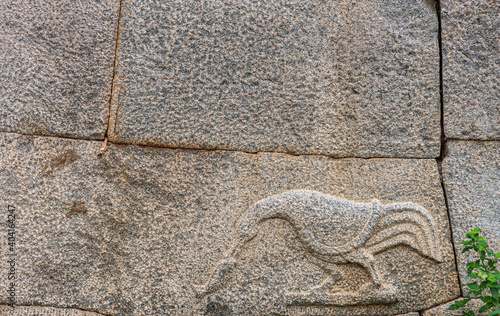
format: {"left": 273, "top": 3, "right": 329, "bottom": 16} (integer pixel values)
{"left": 192, "top": 190, "right": 443, "bottom": 300}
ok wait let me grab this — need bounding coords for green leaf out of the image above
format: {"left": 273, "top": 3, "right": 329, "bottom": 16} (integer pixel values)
{"left": 479, "top": 271, "right": 489, "bottom": 279}
{"left": 480, "top": 297, "right": 490, "bottom": 303}
{"left": 489, "top": 310, "right": 500, "bottom": 315}
{"left": 468, "top": 283, "right": 480, "bottom": 289}
{"left": 449, "top": 299, "right": 471, "bottom": 310}
{"left": 449, "top": 304, "right": 460, "bottom": 310}
{"left": 479, "top": 304, "right": 492, "bottom": 313}
{"left": 479, "top": 241, "right": 488, "bottom": 250}
{"left": 493, "top": 298, "right": 500, "bottom": 308}
{"left": 472, "top": 289, "right": 483, "bottom": 296}
{"left": 493, "top": 288, "right": 500, "bottom": 300}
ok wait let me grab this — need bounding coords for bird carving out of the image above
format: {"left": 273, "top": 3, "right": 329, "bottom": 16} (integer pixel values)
{"left": 192, "top": 190, "right": 443, "bottom": 302}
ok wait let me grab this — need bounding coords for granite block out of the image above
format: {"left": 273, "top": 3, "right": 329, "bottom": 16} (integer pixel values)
{"left": 442, "top": 0, "right": 500, "bottom": 139}
{"left": 442, "top": 141, "right": 500, "bottom": 285}
{"left": 0, "top": 133, "right": 459, "bottom": 315}
{"left": 109, "top": 0, "right": 440, "bottom": 158}
{"left": 0, "top": 0, "right": 120, "bottom": 139}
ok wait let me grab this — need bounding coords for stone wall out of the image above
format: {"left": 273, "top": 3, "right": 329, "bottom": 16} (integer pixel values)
{"left": 0, "top": 0, "right": 498, "bottom": 315}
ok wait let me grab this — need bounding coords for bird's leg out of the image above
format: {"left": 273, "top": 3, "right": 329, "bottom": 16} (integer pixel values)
{"left": 343, "top": 248, "right": 383, "bottom": 287}
{"left": 307, "top": 254, "right": 343, "bottom": 294}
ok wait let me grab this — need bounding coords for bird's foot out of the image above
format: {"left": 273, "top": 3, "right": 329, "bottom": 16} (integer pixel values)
{"left": 357, "top": 282, "right": 397, "bottom": 298}
{"left": 191, "top": 284, "right": 209, "bottom": 299}
{"left": 305, "top": 284, "right": 341, "bottom": 295}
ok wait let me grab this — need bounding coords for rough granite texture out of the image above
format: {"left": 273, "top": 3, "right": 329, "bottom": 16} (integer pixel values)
{"left": 109, "top": 0, "right": 440, "bottom": 158}
{"left": 0, "top": 133, "right": 459, "bottom": 316}
{"left": 0, "top": 305, "right": 103, "bottom": 316}
{"left": 442, "top": 141, "right": 500, "bottom": 286}
{"left": 442, "top": 0, "right": 500, "bottom": 139}
{"left": 0, "top": 0, "right": 120, "bottom": 139}
{"left": 421, "top": 298, "right": 488, "bottom": 316}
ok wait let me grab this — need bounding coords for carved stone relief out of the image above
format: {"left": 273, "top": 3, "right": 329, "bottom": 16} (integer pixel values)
{"left": 193, "top": 190, "right": 443, "bottom": 307}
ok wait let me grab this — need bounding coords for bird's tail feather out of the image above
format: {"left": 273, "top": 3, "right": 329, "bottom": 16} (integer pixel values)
{"left": 365, "top": 202, "right": 443, "bottom": 262}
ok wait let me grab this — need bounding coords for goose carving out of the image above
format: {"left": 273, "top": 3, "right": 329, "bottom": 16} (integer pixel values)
{"left": 192, "top": 190, "right": 443, "bottom": 302}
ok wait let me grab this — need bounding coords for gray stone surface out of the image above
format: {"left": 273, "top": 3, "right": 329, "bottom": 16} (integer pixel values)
{"left": 0, "top": 305, "right": 102, "bottom": 316}
{"left": 0, "top": 133, "right": 459, "bottom": 315}
{"left": 442, "top": 141, "right": 500, "bottom": 285}
{"left": 442, "top": 0, "right": 500, "bottom": 140}
{"left": 109, "top": 0, "right": 440, "bottom": 158}
{"left": 422, "top": 298, "right": 488, "bottom": 316}
{"left": 0, "top": 0, "right": 120, "bottom": 139}
{"left": 396, "top": 313, "right": 419, "bottom": 316}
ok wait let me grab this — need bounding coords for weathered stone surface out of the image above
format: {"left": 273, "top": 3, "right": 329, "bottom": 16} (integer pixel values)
{"left": 396, "top": 313, "right": 419, "bottom": 316}
{"left": 442, "top": 141, "right": 500, "bottom": 285}
{"left": 0, "top": 133, "right": 459, "bottom": 315}
{"left": 0, "top": 0, "right": 120, "bottom": 139}
{"left": 422, "top": 298, "right": 488, "bottom": 316}
{"left": 442, "top": 0, "right": 500, "bottom": 139}
{"left": 0, "top": 305, "right": 102, "bottom": 316}
{"left": 109, "top": 0, "right": 440, "bottom": 158}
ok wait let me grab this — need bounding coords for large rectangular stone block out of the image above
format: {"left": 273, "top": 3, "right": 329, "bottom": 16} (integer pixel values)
{"left": 442, "top": 141, "right": 500, "bottom": 285}
{"left": 109, "top": 0, "right": 440, "bottom": 158}
{"left": 0, "top": 0, "right": 120, "bottom": 139}
{"left": 0, "top": 133, "right": 459, "bottom": 315}
{"left": 442, "top": 0, "right": 500, "bottom": 139}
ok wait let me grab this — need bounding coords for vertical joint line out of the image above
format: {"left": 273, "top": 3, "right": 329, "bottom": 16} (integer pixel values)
{"left": 104, "top": 0, "right": 124, "bottom": 139}
{"left": 438, "top": 159, "right": 464, "bottom": 297}
{"left": 437, "top": 0, "right": 446, "bottom": 161}
{"left": 435, "top": 0, "right": 463, "bottom": 297}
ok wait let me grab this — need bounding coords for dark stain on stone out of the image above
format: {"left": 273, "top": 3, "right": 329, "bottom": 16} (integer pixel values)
{"left": 44, "top": 149, "right": 80, "bottom": 175}
{"left": 422, "top": 0, "right": 437, "bottom": 11}
{"left": 205, "top": 301, "right": 232, "bottom": 316}
{"left": 66, "top": 201, "right": 87, "bottom": 218}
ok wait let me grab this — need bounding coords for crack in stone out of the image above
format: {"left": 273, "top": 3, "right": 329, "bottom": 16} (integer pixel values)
{"left": 434, "top": 0, "right": 464, "bottom": 298}
{"left": 104, "top": 0, "right": 124, "bottom": 143}
{"left": 0, "top": 130, "right": 441, "bottom": 160}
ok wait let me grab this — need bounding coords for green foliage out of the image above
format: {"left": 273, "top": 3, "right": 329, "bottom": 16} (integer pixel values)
{"left": 448, "top": 228, "right": 500, "bottom": 316}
